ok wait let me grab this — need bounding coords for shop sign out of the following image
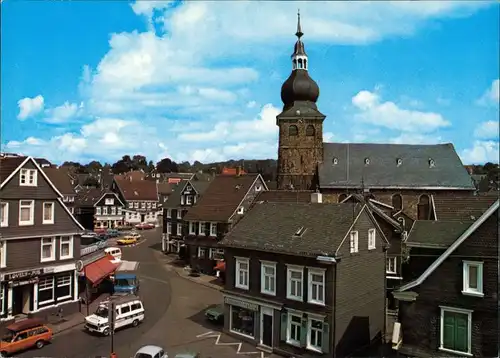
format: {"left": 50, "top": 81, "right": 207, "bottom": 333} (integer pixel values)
{"left": 10, "top": 278, "right": 38, "bottom": 287}
{"left": 224, "top": 297, "right": 258, "bottom": 311}
{"left": 4, "top": 268, "right": 42, "bottom": 281}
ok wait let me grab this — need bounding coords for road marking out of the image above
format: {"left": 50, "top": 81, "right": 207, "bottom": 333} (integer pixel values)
{"left": 138, "top": 274, "right": 170, "bottom": 285}
{"left": 196, "top": 331, "right": 269, "bottom": 357}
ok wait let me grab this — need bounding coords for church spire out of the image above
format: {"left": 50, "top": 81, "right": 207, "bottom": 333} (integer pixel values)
{"left": 296, "top": 9, "right": 303, "bottom": 39}
{"left": 292, "top": 9, "right": 308, "bottom": 71}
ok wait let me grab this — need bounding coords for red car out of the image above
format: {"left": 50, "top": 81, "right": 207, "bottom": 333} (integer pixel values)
{"left": 135, "top": 223, "right": 155, "bottom": 230}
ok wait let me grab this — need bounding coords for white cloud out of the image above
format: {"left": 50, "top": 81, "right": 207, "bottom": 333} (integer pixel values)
{"left": 352, "top": 90, "right": 450, "bottom": 133}
{"left": 474, "top": 120, "right": 499, "bottom": 140}
{"left": 461, "top": 140, "right": 500, "bottom": 164}
{"left": 17, "top": 95, "right": 44, "bottom": 120}
{"left": 477, "top": 79, "right": 499, "bottom": 106}
{"left": 246, "top": 101, "right": 257, "bottom": 109}
{"left": 44, "top": 101, "right": 82, "bottom": 124}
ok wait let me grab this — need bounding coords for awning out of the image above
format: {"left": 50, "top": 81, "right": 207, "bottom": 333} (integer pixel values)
{"left": 84, "top": 256, "right": 117, "bottom": 286}
{"left": 214, "top": 261, "right": 226, "bottom": 272}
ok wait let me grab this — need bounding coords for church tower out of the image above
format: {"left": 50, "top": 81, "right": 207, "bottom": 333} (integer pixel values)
{"left": 276, "top": 11, "right": 325, "bottom": 190}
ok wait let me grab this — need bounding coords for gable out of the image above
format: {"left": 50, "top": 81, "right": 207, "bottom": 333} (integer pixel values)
{"left": 181, "top": 181, "right": 196, "bottom": 195}
{"left": 94, "top": 192, "right": 124, "bottom": 207}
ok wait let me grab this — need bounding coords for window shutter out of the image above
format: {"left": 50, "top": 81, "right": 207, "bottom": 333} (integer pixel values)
{"left": 443, "top": 312, "right": 455, "bottom": 349}
{"left": 455, "top": 314, "right": 468, "bottom": 353}
{"left": 322, "top": 322, "right": 330, "bottom": 353}
{"left": 300, "top": 318, "right": 307, "bottom": 346}
{"left": 280, "top": 313, "right": 288, "bottom": 341}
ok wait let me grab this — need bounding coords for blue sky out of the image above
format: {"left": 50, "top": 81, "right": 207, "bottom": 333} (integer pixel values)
{"left": 2, "top": 1, "right": 499, "bottom": 165}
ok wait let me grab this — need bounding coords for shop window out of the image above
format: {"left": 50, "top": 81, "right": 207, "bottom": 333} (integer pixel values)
{"left": 38, "top": 277, "right": 55, "bottom": 305}
{"left": 230, "top": 306, "right": 254, "bottom": 337}
{"left": 56, "top": 274, "right": 72, "bottom": 300}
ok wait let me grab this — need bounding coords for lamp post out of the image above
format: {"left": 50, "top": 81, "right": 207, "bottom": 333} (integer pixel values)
{"left": 83, "top": 266, "right": 90, "bottom": 316}
{"left": 109, "top": 301, "right": 116, "bottom": 356}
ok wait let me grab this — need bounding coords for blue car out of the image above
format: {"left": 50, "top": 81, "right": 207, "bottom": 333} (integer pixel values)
{"left": 113, "top": 273, "right": 140, "bottom": 295}
{"left": 107, "top": 229, "right": 120, "bottom": 237}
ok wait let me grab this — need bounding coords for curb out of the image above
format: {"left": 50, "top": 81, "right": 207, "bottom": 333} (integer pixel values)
{"left": 50, "top": 316, "right": 85, "bottom": 336}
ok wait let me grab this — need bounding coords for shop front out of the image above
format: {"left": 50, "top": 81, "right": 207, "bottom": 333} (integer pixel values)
{"left": 0, "top": 263, "right": 79, "bottom": 321}
{"left": 224, "top": 294, "right": 282, "bottom": 349}
{"left": 77, "top": 255, "right": 117, "bottom": 303}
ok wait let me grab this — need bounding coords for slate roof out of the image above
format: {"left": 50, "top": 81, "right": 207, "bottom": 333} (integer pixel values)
{"left": 43, "top": 167, "right": 76, "bottom": 195}
{"left": 405, "top": 220, "right": 473, "bottom": 248}
{"left": 183, "top": 174, "right": 262, "bottom": 222}
{"left": 220, "top": 202, "right": 364, "bottom": 257}
{"left": 319, "top": 143, "right": 475, "bottom": 189}
{"left": 76, "top": 188, "right": 104, "bottom": 207}
{"left": 114, "top": 177, "right": 158, "bottom": 201}
{"left": 256, "top": 190, "right": 313, "bottom": 203}
{"left": 157, "top": 182, "right": 173, "bottom": 195}
{"left": 433, "top": 195, "right": 498, "bottom": 221}
{"left": 165, "top": 180, "right": 212, "bottom": 208}
{"left": 0, "top": 156, "right": 52, "bottom": 184}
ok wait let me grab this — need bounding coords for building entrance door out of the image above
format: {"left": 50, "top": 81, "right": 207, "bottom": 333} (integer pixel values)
{"left": 141, "top": 214, "right": 145, "bottom": 223}
{"left": 260, "top": 307, "right": 273, "bottom": 348}
{"left": 12, "top": 285, "right": 32, "bottom": 315}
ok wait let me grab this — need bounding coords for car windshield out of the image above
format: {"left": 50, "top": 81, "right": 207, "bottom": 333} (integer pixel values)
{"left": 115, "top": 278, "right": 135, "bottom": 287}
{"left": 1, "top": 329, "right": 14, "bottom": 342}
{"left": 134, "top": 354, "right": 153, "bottom": 358}
{"left": 95, "top": 306, "right": 109, "bottom": 318}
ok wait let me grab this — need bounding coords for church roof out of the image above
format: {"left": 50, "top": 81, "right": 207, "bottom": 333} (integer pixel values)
{"left": 319, "top": 142, "right": 475, "bottom": 190}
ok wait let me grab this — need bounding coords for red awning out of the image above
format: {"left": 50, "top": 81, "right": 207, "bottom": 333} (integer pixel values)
{"left": 84, "top": 256, "right": 117, "bottom": 286}
{"left": 214, "top": 261, "right": 226, "bottom": 272}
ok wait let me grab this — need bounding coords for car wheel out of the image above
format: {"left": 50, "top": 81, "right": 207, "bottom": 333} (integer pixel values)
{"left": 132, "top": 319, "right": 139, "bottom": 327}
{"left": 103, "top": 327, "right": 110, "bottom": 336}
{"left": 36, "top": 340, "right": 44, "bottom": 349}
{"left": 1, "top": 351, "right": 8, "bottom": 357}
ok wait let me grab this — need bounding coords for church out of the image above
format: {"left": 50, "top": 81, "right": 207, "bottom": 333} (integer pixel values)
{"left": 275, "top": 13, "right": 475, "bottom": 220}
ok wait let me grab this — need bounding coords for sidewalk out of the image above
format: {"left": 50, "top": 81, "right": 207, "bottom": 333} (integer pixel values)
{"left": 46, "top": 294, "right": 110, "bottom": 335}
{"left": 154, "top": 252, "right": 224, "bottom": 291}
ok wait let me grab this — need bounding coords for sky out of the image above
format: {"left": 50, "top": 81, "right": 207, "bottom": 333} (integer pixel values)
{"left": 1, "top": 1, "right": 499, "bottom": 165}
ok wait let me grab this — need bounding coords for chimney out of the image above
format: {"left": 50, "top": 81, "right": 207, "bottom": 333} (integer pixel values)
{"left": 236, "top": 166, "right": 242, "bottom": 177}
{"left": 311, "top": 191, "right": 322, "bottom": 203}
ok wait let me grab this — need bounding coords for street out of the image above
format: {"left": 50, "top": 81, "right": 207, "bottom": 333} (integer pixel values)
{"left": 22, "top": 229, "right": 272, "bottom": 358}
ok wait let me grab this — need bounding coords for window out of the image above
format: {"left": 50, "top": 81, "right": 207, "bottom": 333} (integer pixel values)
{"left": 134, "top": 202, "right": 139, "bottom": 208}
{"left": 19, "top": 168, "right": 37, "bottom": 186}
{"left": 177, "top": 210, "right": 182, "bottom": 219}
{"left": 332, "top": 157, "right": 338, "bottom": 165}
{"left": 186, "top": 195, "right": 192, "bottom": 205}
{"left": 167, "top": 222, "right": 172, "bottom": 234}
{"left": 177, "top": 223, "right": 182, "bottom": 236}
{"left": 141, "top": 202, "right": 146, "bottom": 209}
{"left": 237, "top": 207, "right": 244, "bottom": 214}
{"left": 287, "top": 313, "right": 302, "bottom": 346}
{"left": 147, "top": 202, "right": 151, "bottom": 209}
{"left": 349, "top": 231, "right": 359, "bottom": 253}
{"left": 0, "top": 202, "right": 8, "bottom": 227}
{"left": 42, "top": 202, "right": 55, "bottom": 224}
{"left": 255, "top": 185, "right": 262, "bottom": 192}
{"left": 110, "top": 207, "right": 116, "bottom": 215}
{"left": 180, "top": 196, "right": 185, "bottom": 205}
{"left": 462, "top": 261, "right": 483, "bottom": 297}
{"left": 197, "top": 247, "right": 206, "bottom": 258}
{"left": 131, "top": 303, "right": 142, "bottom": 311}
{"left": 386, "top": 257, "right": 397, "bottom": 274}
{"left": 166, "top": 209, "right": 171, "bottom": 218}
{"left": 287, "top": 266, "right": 303, "bottom": 301}
{"left": 0, "top": 286, "right": 4, "bottom": 315}
{"left": 152, "top": 202, "right": 157, "bottom": 209}
{"left": 210, "top": 222, "right": 217, "bottom": 236}
{"left": 306, "top": 125, "right": 315, "bottom": 136}
{"left": 56, "top": 274, "right": 72, "bottom": 300}
{"left": 105, "top": 198, "right": 114, "bottom": 205}
{"left": 199, "top": 222, "right": 205, "bottom": 235}
{"left": 117, "top": 207, "right": 122, "bottom": 215}
{"left": 236, "top": 258, "right": 249, "bottom": 290}
{"left": 38, "top": 277, "right": 55, "bottom": 305}
{"left": 209, "top": 248, "right": 224, "bottom": 260}
{"left": 396, "top": 158, "right": 403, "bottom": 166}
{"left": 189, "top": 221, "right": 196, "bottom": 235}
{"left": 96, "top": 207, "right": 101, "bottom": 215}
{"left": 129, "top": 202, "right": 133, "bottom": 208}
{"left": 121, "top": 305, "right": 131, "bottom": 314}
{"left": 417, "top": 195, "right": 430, "bottom": 220}
{"left": 230, "top": 306, "right": 254, "bottom": 337}
{"left": 391, "top": 194, "right": 403, "bottom": 211}
{"left": 60, "top": 236, "right": 73, "bottom": 259}
{"left": 0, "top": 241, "right": 6, "bottom": 268}
{"left": 261, "top": 262, "right": 276, "bottom": 295}
{"left": 41, "top": 237, "right": 55, "bottom": 262}
{"left": 307, "top": 318, "right": 324, "bottom": 352}
{"left": 69, "top": 207, "right": 74, "bottom": 214}
{"left": 368, "top": 229, "right": 376, "bottom": 250}
{"left": 69, "top": 196, "right": 74, "bottom": 202}
{"left": 289, "top": 125, "right": 298, "bottom": 136}
{"left": 19, "top": 200, "right": 34, "bottom": 226}
{"left": 440, "top": 307, "right": 472, "bottom": 355}
{"left": 102, "top": 206, "right": 108, "bottom": 215}
{"left": 364, "top": 158, "right": 370, "bottom": 165}
{"left": 308, "top": 269, "right": 325, "bottom": 305}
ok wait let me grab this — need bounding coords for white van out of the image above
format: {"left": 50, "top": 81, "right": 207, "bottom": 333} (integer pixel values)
{"left": 84, "top": 295, "right": 144, "bottom": 336}
{"left": 105, "top": 247, "right": 122, "bottom": 263}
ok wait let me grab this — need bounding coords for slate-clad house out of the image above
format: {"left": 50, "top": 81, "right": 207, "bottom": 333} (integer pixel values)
{"left": 113, "top": 175, "right": 159, "bottom": 225}
{"left": 93, "top": 192, "right": 125, "bottom": 229}
{"left": 274, "top": 14, "right": 475, "bottom": 222}
{"left": 162, "top": 179, "right": 210, "bottom": 253}
{"left": 74, "top": 187, "right": 103, "bottom": 230}
{"left": 183, "top": 173, "right": 267, "bottom": 274}
{"left": 0, "top": 156, "right": 84, "bottom": 322}
{"left": 392, "top": 196, "right": 499, "bottom": 358}
{"left": 43, "top": 166, "right": 77, "bottom": 215}
{"left": 220, "top": 192, "right": 389, "bottom": 357}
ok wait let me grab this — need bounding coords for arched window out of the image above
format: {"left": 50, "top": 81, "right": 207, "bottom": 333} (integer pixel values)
{"left": 304, "top": 59, "right": 307, "bottom": 69}
{"left": 338, "top": 194, "right": 348, "bottom": 203}
{"left": 417, "top": 195, "right": 430, "bottom": 220}
{"left": 306, "top": 125, "right": 315, "bottom": 136}
{"left": 391, "top": 194, "right": 403, "bottom": 211}
{"left": 298, "top": 58, "right": 303, "bottom": 69}
{"left": 293, "top": 59, "right": 297, "bottom": 70}
{"left": 289, "top": 125, "right": 298, "bottom": 136}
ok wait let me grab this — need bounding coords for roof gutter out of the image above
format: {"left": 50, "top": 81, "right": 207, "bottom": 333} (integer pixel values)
{"left": 397, "top": 199, "right": 499, "bottom": 292}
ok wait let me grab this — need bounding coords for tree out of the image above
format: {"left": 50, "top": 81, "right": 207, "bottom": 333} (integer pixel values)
{"left": 147, "top": 160, "right": 155, "bottom": 173}
{"left": 83, "top": 176, "right": 99, "bottom": 187}
{"left": 87, "top": 160, "right": 102, "bottom": 173}
{"left": 156, "top": 158, "right": 178, "bottom": 173}
{"left": 132, "top": 155, "right": 147, "bottom": 171}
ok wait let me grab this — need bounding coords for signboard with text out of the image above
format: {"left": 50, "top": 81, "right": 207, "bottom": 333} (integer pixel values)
{"left": 4, "top": 268, "right": 43, "bottom": 281}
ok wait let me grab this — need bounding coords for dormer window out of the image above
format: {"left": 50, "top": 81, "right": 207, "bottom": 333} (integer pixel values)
{"left": 364, "top": 158, "right": 370, "bottom": 165}
{"left": 332, "top": 157, "right": 338, "bottom": 165}
{"left": 294, "top": 227, "right": 306, "bottom": 237}
{"left": 429, "top": 158, "right": 435, "bottom": 168}
{"left": 396, "top": 158, "right": 403, "bottom": 166}
{"left": 237, "top": 207, "right": 244, "bottom": 214}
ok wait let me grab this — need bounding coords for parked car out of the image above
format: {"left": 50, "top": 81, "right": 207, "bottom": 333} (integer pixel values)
{"left": 0, "top": 318, "right": 53, "bottom": 357}
{"left": 116, "top": 224, "right": 133, "bottom": 231}
{"left": 94, "top": 228, "right": 106, "bottom": 233}
{"left": 97, "top": 233, "right": 110, "bottom": 241}
{"left": 107, "top": 229, "right": 120, "bottom": 237}
{"left": 135, "top": 223, "right": 155, "bottom": 230}
{"left": 117, "top": 235, "right": 139, "bottom": 245}
{"left": 204, "top": 304, "right": 224, "bottom": 324}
